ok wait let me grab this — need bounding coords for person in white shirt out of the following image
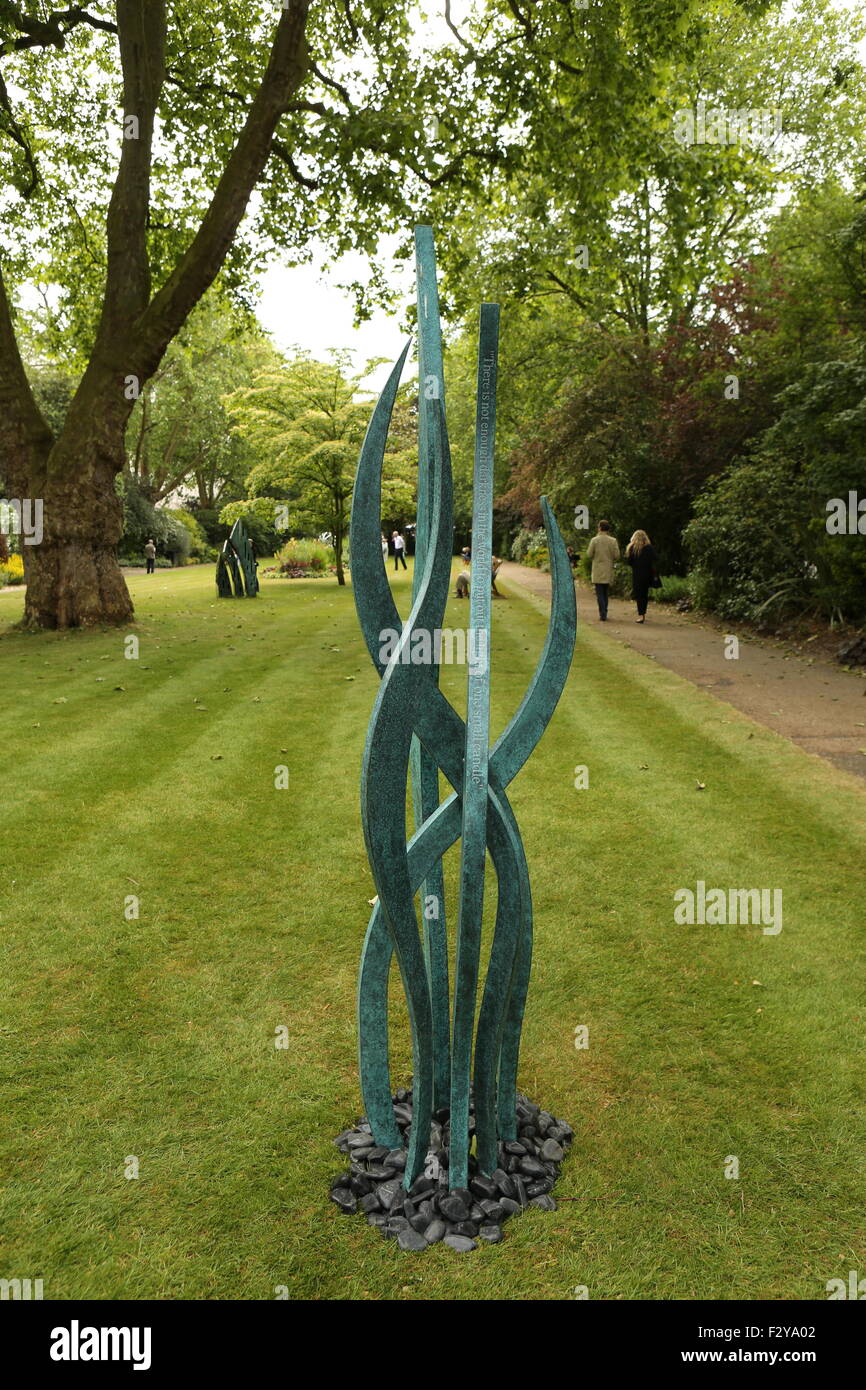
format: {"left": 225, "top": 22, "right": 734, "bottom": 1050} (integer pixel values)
{"left": 392, "top": 529, "right": 407, "bottom": 571}
{"left": 381, "top": 534, "right": 388, "bottom": 561}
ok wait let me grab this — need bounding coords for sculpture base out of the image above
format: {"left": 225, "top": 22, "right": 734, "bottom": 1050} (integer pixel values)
{"left": 329, "top": 1087, "right": 573, "bottom": 1252}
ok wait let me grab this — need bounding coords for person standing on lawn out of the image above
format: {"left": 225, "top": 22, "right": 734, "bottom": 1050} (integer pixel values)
{"left": 392, "top": 529, "right": 407, "bottom": 571}
{"left": 144, "top": 538, "right": 156, "bottom": 575}
{"left": 625, "top": 529, "right": 659, "bottom": 623}
{"left": 586, "top": 520, "right": 620, "bottom": 621}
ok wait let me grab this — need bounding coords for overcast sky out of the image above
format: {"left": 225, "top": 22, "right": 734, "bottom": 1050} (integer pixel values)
{"left": 257, "top": 244, "right": 415, "bottom": 393}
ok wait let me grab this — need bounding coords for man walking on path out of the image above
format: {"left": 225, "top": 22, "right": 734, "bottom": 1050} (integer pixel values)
{"left": 144, "top": 538, "right": 156, "bottom": 575}
{"left": 586, "top": 520, "right": 620, "bottom": 621}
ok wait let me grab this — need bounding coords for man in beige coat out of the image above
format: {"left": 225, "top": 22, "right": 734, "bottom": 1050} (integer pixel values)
{"left": 586, "top": 520, "right": 620, "bottom": 621}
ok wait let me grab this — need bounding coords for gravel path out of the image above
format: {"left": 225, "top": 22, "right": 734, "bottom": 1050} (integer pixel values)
{"left": 499, "top": 561, "right": 866, "bottom": 782}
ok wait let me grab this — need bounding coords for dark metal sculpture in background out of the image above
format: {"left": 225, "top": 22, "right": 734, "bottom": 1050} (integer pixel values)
{"left": 350, "top": 227, "right": 576, "bottom": 1192}
{"left": 216, "top": 518, "right": 259, "bottom": 598}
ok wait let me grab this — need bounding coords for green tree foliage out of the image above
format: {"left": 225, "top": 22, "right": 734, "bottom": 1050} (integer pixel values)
{"left": 223, "top": 356, "right": 415, "bottom": 584}
{"left": 124, "top": 294, "right": 272, "bottom": 508}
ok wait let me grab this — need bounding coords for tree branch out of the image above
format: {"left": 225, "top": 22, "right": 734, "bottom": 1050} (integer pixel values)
{"left": 444, "top": 0, "right": 472, "bottom": 50}
{"left": 271, "top": 137, "right": 319, "bottom": 188}
{"left": 309, "top": 60, "right": 351, "bottom": 106}
{"left": 93, "top": 0, "right": 166, "bottom": 351}
{"left": 0, "top": 3, "right": 117, "bottom": 51}
{"left": 135, "top": 1, "right": 311, "bottom": 377}
{"left": 0, "top": 261, "right": 54, "bottom": 489}
{"left": 0, "top": 67, "right": 38, "bottom": 195}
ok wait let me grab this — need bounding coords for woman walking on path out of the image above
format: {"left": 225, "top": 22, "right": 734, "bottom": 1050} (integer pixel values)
{"left": 625, "top": 530, "right": 659, "bottom": 623}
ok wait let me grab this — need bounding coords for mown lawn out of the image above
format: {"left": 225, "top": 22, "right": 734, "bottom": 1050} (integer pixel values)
{"left": 0, "top": 563, "right": 864, "bottom": 1301}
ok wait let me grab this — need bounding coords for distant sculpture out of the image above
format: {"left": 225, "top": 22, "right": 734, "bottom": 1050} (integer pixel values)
{"left": 349, "top": 227, "right": 576, "bottom": 1191}
{"left": 216, "top": 519, "right": 259, "bottom": 598}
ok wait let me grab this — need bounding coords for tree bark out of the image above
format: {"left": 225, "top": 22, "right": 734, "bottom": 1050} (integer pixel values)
{"left": 335, "top": 521, "right": 346, "bottom": 585}
{"left": 22, "top": 467, "right": 133, "bottom": 629}
{"left": 16, "top": 374, "right": 134, "bottom": 627}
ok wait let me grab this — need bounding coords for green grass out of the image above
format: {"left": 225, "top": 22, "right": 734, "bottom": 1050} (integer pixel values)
{"left": 1, "top": 563, "right": 864, "bottom": 1301}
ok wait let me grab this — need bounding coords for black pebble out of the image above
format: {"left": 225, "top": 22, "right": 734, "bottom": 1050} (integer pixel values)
{"left": 470, "top": 1175, "right": 498, "bottom": 1201}
{"left": 452, "top": 1220, "right": 478, "bottom": 1238}
{"left": 439, "top": 1194, "right": 470, "bottom": 1223}
{"left": 519, "top": 1157, "right": 546, "bottom": 1177}
{"left": 526, "top": 1178, "right": 553, "bottom": 1197}
{"left": 492, "top": 1169, "right": 516, "bottom": 1199}
{"left": 377, "top": 1180, "right": 401, "bottom": 1210}
{"left": 530, "top": 1194, "right": 557, "bottom": 1211}
{"left": 479, "top": 1224, "right": 503, "bottom": 1243}
{"left": 398, "top": 1228, "right": 428, "bottom": 1252}
{"left": 443, "top": 1234, "right": 476, "bottom": 1252}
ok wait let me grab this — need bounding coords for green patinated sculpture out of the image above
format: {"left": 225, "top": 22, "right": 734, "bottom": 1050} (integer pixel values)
{"left": 216, "top": 518, "right": 259, "bottom": 598}
{"left": 350, "top": 227, "right": 576, "bottom": 1191}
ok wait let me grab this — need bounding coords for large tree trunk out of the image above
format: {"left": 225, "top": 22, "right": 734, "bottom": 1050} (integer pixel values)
{"left": 21, "top": 437, "right": 133, "bottom": 630}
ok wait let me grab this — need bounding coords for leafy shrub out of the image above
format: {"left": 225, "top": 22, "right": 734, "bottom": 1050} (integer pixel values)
{"left": 656, "top": 574, "right": 692, "bottom": 604}
{"left": 118, "top": 475, "right": 189, "bottom": 561}
{"left": 686, "top": 356, "right": 866, "bottom": 625}
{"left": 0, "top": 553, "right": 24, "bottom": 585}
{"left": 121, "top": 555, "right": 173, "bottom": 569}
{"left": 166, "top": 509, "right": 218, "bottom": 562}
{"left": 271, "top": 537, "right": 335, "bottom": 578}
{"left": 685, "top": 451, "right": 824, "bottom": 621}
{"left": 511, "top": 526, "right": 551, "bottom": 570}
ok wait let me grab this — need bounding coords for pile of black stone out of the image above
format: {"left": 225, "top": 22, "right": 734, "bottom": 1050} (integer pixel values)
{"left": 329, "top": 1087, "right": 572, "bottom": 1252}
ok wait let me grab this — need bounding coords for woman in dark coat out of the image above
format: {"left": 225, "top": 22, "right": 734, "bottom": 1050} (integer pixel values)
{"left": 625, "top": 530, "right": 658, "bottom": 623}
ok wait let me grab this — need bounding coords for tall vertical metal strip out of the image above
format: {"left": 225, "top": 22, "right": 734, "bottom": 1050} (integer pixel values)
{"left": 448, "top": 303, "right": 500, "bottom": 1190}
{"left": 411, "top": 227, "right": 451, "bottom": 1109}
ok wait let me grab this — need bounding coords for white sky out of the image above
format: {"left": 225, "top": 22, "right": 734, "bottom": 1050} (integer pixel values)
{"left": 258, "top": 245, "right": 416, "bottom": 393}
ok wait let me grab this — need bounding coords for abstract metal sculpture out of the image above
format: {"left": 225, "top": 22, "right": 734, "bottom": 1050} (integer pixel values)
{"left": 350, "top": 227, "right": 576, "bottom": 1193}
{"left": 216, "top": 518, "right": 259, "bottom": 598}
